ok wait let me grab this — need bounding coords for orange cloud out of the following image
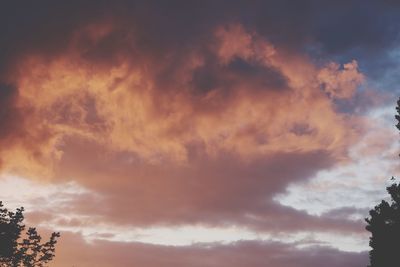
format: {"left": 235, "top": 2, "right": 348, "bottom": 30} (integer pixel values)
{"left": 318, "top": 60, "right": 364, "bottom": 99}
{"left": 0, "top": 23, "right": 369, "bottom": 239}
{"left": 1, "top": 23, "right": 363, "bottom": 179}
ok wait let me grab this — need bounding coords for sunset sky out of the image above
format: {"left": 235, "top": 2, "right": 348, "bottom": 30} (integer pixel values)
{"left": 1, "top": 1, "right": 400, "bottom": 266}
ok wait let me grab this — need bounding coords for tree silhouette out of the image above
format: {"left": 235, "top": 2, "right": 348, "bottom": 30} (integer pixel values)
{"left": 365, "top": 99, "right": 400, "bottom": 267}
{"left": 365, "top": 179, "right": 400, "bottom": 267}
{"left": 0, "top": 201, "right": 60, "bottom": 266}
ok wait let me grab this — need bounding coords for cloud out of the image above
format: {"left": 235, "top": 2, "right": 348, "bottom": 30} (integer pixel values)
{"left": 1, "top": 1, "right": 398, "bottom": 81}
{"left": 51, "top": 232, "right": 368, "bottom": 267}
{"left": 5, "top": 22, "right": 362, "bottom": 169}
{"left": 0, "top": 83, "right": 21, "bottom": 142}
{"left": 0, "top": 20, "right": 368, "bottom": 233}
{"left": 318, "top": 60, "right": 364, "bottom": 99}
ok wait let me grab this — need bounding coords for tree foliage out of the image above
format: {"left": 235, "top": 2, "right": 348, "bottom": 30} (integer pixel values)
{"left": 0, "top": 202, "right": 60, "bottom": 267}
{"left": 365, "top": 180, "right": 400, "bottom": 267}
{"left": 365, "top": 99, "right": 400, "bottom": 267}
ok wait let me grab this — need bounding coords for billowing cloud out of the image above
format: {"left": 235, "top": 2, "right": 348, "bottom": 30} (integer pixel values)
{"left": 3, "top": 22, "right": 363, "bottom": 174}
{"left": 0, "top": 20, "right": 367, "bottom": 232}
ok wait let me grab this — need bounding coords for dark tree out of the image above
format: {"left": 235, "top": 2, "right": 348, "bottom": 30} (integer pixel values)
{"left": 396, "top": 98, "right": 400, "bottom": 132}
{"left": 365, "top": 99, "right": 400, "bottom": 267}
{"left": 365, "top": 180, "right": 400, "bottom": 267}
{"left": 0, "top": 202, "right": 60, "bottom": 267}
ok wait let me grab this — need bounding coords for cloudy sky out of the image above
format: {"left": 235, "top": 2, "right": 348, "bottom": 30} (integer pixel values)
{"left": 0, "top": 1, "right": 400, "bottom": 266}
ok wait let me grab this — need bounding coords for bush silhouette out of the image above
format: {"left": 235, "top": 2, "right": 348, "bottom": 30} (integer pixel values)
{"left": 0, "top": 201, "right": 60, "bottom": 266}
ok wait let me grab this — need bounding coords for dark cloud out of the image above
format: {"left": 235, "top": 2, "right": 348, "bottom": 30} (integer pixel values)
{"left": 0, "top": 83, "right": 19, "bottom": 139}
{"left": 306, "top": 2, "right": 397, "bottom": 54}
{"left": 0, "top": 1, "right": 95, "bottom": 74}
{"left": 1, "top": 1, "right": 399, "bottom": 74}
{"left": 189, "top": 58, "right": 288, "bottom": 97}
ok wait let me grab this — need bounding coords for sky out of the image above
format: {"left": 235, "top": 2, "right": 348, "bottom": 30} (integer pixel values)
{"left": 0, "top": 1, "right": 400, "bottom": 266}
